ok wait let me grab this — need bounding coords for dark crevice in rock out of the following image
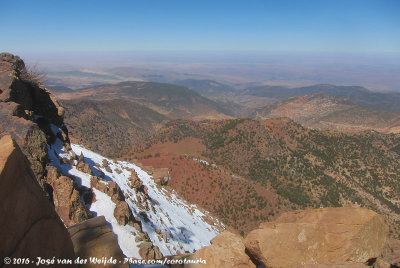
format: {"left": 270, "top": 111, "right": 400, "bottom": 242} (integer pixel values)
{"left": 245, "top": 248, "right": 263, "bottom": 268}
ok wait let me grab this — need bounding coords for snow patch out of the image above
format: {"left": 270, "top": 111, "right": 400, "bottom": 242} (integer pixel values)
{"left": 47, "top": 139, "right": 223, "bottom": 258}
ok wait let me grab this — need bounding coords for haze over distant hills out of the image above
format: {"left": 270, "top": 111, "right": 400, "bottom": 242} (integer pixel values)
{"left": 27, "top": 52, "right": 400, "bottom": 92}
{"left": 3, "top": 0, "right": 400, "bottom": 264}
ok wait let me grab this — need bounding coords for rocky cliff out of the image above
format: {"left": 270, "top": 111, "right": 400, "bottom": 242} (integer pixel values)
{"left": 1, "top": 53, "right": 221, "bottom": 263}
{"left": 0, "top": 53, "right": 123, "bottom": 266}
{"left": 0, "top": 52, "right": 90, "bottom": 225}
{"left": 0, "top": 134, "right": 75, "bottom": 267}
{"left": 0, "top": 53, "right": 64, "bottom": 185}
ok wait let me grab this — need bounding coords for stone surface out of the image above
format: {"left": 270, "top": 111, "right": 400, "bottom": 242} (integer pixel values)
{"left": 114, "top": 200, "right": 133, "bottom": 226}
{"left": 0, "top": 52, "right": 66, "bottom": 183}
{"left": 76, "top": 154, "right": 93, "bottom": 175}
{"left": 245, "top": 207, "right": 388, "bottom": 268}
{"left": 129, "top": 173, "right": 143, "bottom": 189}
{"left": 45, "top": 166, "right": 90, "bottom": 227}
{"left": 171, "top": 231, "right": 256, "bottom": 268}
{"left": 0, "top": 135, "right": 75, "bottom": 264}
{"left": 138, "top": 242, "right": 163, "bottom": 260}
{"left": 381, "top": 238, "right": 400, "bottom": 266}
{"left": 68, "top": 216, "right": 128, "bottom": 268}
{"left": 91, "top": 176, "right": 124, "bottom": 202}
{"left": 195, "top": 231, "right": 255, "bottom": 268}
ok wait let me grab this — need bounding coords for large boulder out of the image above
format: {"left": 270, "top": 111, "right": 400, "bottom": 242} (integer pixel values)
{"left": 195, "top": 231, "right": 256, "bottom": 268}
{"left": 171, "top": 231, "right": 255, "bottom": 268}
{"left": 245, "top": 207, "right": 388, "bottom": 268}
{"left": 68, "top": 216, "right": 127, "bottom": 268}
{"left": 0, "top": 135, "right": 75, "bottom": 264}
{"left": 138, "top": 242, "right": 163, "bottom": 260}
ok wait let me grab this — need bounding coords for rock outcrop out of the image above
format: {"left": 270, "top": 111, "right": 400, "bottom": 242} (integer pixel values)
{"left": 0, "top": 53, "right": 65, "bottom": 184}
{"left": 68, "top": 216, "right": 128, "bottom": 268}
{"left": 114, "top": 201, "right": 134, "bottom": 226}
{"left": 195, "top": 231, "right": 256, "bottom": 268}
{"left": 244, "top": 207, "right": 388, "bottom": 268}
{"left": 76, "top": 152, "right": 93, "bottom": 175}
{"left": 0, "top": 53, "right": 92, "bottom": 228}
{"left": 0, "top": 135, "right": 75, "bottom": 264}
{"left": 171, "top": 231, "right": 256, "bottom": 268}
{"left": 45, "top": 166, "right": 90, "bottom": 227}
{"left": 138, "top": 242, "right": 163, "bottom": 260}
{"left": 0, "top": 53, "right": 133, "bottom": 265}
{"left": 90, "top": 176, "right": 142, "bottom": 228}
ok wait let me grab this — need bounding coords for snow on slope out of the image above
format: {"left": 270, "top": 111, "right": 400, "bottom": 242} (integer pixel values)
{"left": 47, "top": 132, "right": 223, "bottom": 258}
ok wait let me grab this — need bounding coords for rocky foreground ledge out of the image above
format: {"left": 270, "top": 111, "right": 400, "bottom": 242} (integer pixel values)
{"left": 172, "top": 207, "right": 390, "bottom": 268}
{"left": 0, "top": 131, "right": 393, "bottom": 267}
{"left": 0, "top": 135, "right": 75, "bottom": 265}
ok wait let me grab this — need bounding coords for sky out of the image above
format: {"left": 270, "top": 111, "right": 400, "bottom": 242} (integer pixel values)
{"left": 1, "top": 0, "right": 399, "bottom": 55}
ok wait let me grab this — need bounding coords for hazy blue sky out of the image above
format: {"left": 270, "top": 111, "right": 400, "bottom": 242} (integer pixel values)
{"left": 1, "top": 0, "right": 399, "bottom": 54}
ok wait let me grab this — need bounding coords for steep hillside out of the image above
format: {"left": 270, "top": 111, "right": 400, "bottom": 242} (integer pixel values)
{"left": 0, "top": 53, "right": 225, "bottom": 262}
{"left": 62, "top": 98, "right": 168, "bottom": 157}
{"left": 56, "top": 81, "right": 233, "bottom": 119}
{"left": 173, "top": 79, "right": 236, "bottom": 98}
{"left": 254, "top": 94, "right": 400, "bottom": 133}
{"left": 242, "top": 84, "right": 400, "bottom": 114}
{"left": 130, "top": 140, "right": 292, "bottom": 234}
{"left": 133, "top": 118, "right": 400, "bottom": 237}
{"left": 47, "top": 133, "right": 223, "bottom": 257}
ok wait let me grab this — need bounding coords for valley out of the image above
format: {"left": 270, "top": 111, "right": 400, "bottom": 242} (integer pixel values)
{"left": 2, "top": 52, "right": 400, "bottom": 267}
{"left": 54, "top": 77, "right": 400, "bottom": 240}
{"left": 3, "top": 0, "right": 400, "bottom": 265}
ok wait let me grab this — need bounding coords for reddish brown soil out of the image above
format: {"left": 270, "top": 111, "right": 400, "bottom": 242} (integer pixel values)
{"left": 125, "top": 138, "right": 290, "bottom": 235}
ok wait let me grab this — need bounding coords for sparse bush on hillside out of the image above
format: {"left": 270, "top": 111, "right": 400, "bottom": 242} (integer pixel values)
{"left": 20, "top": 63, "right": 47, "bottom": 86}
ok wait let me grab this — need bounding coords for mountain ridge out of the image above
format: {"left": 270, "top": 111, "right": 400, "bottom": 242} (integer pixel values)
{"left": 253, "top": 93, "right": 400, "bottom": 134}
{"left": 242, "top": 83, "right": 400, "bottom": 114}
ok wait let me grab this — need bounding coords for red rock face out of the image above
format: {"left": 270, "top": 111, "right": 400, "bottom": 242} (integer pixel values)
{"left": 0, "top": 135, "right": 75, "bottom": 264}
